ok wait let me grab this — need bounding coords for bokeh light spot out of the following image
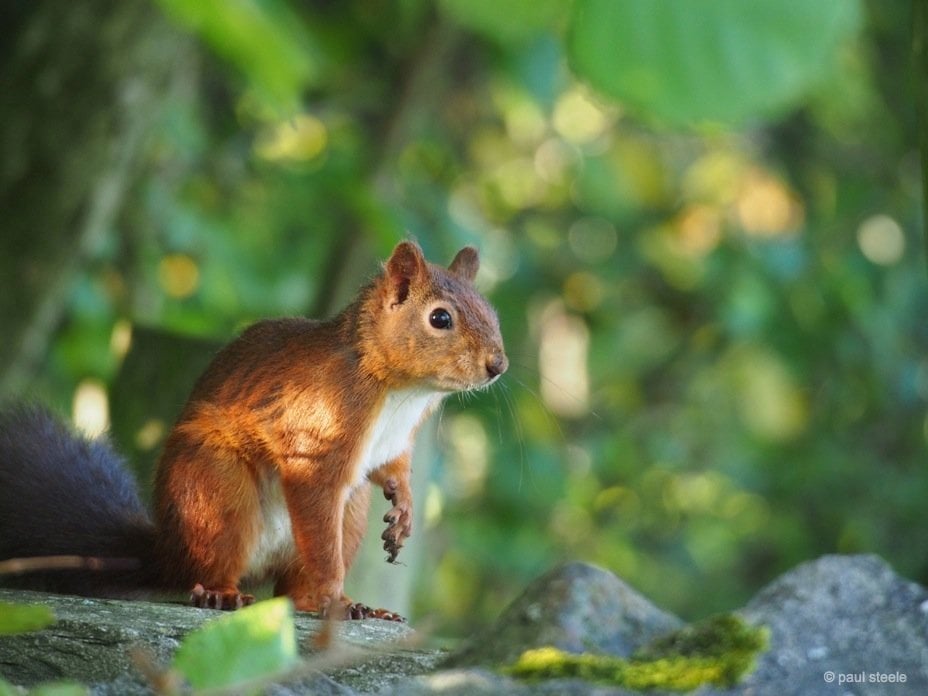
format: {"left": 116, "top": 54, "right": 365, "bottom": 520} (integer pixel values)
{"left": 109, "top": 320, "right": 133, "bottom": 360}
{"left": 158, "top": 253, "right": 200, "bottom": 299}
{"left": 568, "top": 216, "right": 618, "bottom": 263}
{"left": 735, "top": 169, "right": 804, "bottom": 237}
{"left": 676, "top": 204, "right": 722, "bottom": 257}
{"left": 564, "top": 271, "right": 605, "bottom": 312}
{"left": 446, "top": 414, "right": 489, "bottom": 498}
{"left": 553, "top": 88, "right": 614, "bottom": 145}
{"left": 254, "top": 113, "right": 328, "bottom": 162}
{"left": 539, "top": 302, "right": 590, "bottom": 418}
{"left": 73, "top": 379, "right": 109, "bottom": 438}
{"left": 135, "top": 418, "right": 166, "bottom": 451}
{"left": 856, "top": 214, "right": 905, "bottom": 265}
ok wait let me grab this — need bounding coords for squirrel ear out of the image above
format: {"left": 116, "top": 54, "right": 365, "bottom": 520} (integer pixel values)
{"left": 385, "top": 241, "right": 426, "bottom": 305}
{"left": 448, "top": 246, "right": 479, "bottom": 283}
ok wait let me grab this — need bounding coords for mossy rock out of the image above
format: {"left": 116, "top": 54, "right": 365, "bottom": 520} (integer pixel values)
{"left": 449, "top": 562, "right": 683, "bottom": 668}
{"left": 504, "top": 614, "right": 769, "bottom": 691}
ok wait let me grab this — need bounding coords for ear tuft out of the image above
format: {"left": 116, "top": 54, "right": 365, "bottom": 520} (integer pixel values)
{"left": 448, "top": 246, "right": 479, "bottom": 283}
{"left": 385, "top": 241, "right": 426, "bottom": 305}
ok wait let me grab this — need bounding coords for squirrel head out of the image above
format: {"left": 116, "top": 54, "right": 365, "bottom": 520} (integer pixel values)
{"left": 360, "top": 241, "right": 508, "bottom": 392}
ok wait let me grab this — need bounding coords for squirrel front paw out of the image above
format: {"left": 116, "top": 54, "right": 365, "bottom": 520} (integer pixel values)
{"left": 380, "top": 478, "right": 412, "bottom": 563}
{"left": 381, "top": 507, "right": 412, "bottom": 563}
{"left": 190, "top": 583, "right": 256, "bottom": 610}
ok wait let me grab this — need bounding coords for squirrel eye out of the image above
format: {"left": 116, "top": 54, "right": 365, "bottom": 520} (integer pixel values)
{"left": 429, "top": 308, "right": 453, "bottom": 330}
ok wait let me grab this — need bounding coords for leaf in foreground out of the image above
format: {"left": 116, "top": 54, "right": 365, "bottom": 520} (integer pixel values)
{"left": 172, "top": 597, "right": 298, "bottom": 692}
{"left": 0, "top": 602, "right": 55, "bottom": 635}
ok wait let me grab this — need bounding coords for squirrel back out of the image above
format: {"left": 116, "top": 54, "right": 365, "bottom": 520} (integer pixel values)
{"left": 0, "top": 405, "right": 156, "bottom": 596}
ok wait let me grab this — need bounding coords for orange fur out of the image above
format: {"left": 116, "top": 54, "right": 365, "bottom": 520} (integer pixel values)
{"left": 150, "top": 241, "right": 507, "bottom": 619}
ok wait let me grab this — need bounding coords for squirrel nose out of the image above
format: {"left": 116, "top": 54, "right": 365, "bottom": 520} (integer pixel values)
{"left": 486, "top": 352, "right": 508, "bottom": 379}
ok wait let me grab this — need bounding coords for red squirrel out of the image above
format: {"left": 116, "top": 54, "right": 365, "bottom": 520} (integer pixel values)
{"left": 0, "top": 241, "right": 507, "bottom": 620}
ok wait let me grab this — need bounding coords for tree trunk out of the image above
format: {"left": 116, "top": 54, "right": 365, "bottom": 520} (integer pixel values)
{"left": 0, "top": 0, "right": 189, "bottom": 396}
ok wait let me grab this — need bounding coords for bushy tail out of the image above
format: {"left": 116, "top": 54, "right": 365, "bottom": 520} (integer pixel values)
{"left": 0, "top": 405, "right": 157, "bottom": 596}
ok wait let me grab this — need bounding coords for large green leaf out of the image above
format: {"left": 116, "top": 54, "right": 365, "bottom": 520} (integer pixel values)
{"left": 568, "top": 0, "right": 863, "bottom": 127}
{"left": 172, "top": 598, "right": 298, "bottom": 693}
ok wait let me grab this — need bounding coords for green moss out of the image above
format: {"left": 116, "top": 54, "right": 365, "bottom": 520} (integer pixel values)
{"left": 502, "top": 614, "right": 769, "bottom": 691}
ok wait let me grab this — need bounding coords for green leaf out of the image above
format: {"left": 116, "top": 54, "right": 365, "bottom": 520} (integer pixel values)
{"left": 172, "top": 597, "right": 298, "bottom": 693}
{"left": 154, "top": 0, "right": 320, "bottom": 114}
{"left": 440, "top": 0, "right": 570, "bottom": 43}
{"left": 568, "top": 0, "right": 863, "bottom": 127}
{"left": 0, "top": 602, "right": 55, "bottom": 635}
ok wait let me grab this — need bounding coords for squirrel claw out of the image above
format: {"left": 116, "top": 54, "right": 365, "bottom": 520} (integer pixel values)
{"left": 375, "top": 474, "right": 412, "bottom": 563}
{"left": 319, "top": 598, "right": 405, "bottom": 622}
{"left": 342, "top": 602, "right": 406, "bottom": 622}
{"left": 190, "top": 583, "right": 255, "bottom": 610}
{"left": 381, "top": 516, "right": 409, "bottom": 563}
{"left": 381, "top": 503, "right": 412, "bottom": 564}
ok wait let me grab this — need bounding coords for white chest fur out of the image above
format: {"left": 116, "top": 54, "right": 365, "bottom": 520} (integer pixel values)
{"left": 246, "top": 474, "right": 295, "bottom": 580}
{"left": 352, "top": 388, "right": 443, "bottom": 487}
{"left": 245, "top": 387, "right": 442, "bottom": 579}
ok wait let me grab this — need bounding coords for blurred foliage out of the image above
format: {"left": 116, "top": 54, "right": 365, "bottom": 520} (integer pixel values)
{"left": 157, "top": 0, "right": 322, "bottom": 114}
{"left": 2, "top": 0, "right": 925, "bottom": 641}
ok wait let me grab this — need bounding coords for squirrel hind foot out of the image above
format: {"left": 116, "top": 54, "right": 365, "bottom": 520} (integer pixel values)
{"left": 190, "top": 583, "right": 256, "bottom": 610}
{"left": 318, "top": 598, "right": 406, "bottom": 622}
{"left": 344, "top": 602, "right": 406, "bottom": 622}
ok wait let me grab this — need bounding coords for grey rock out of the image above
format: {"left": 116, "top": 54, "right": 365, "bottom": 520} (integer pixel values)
{"left": 90, "top": 673, "right": 153, "bottom": 696}
{"left": 0, "top": 590, "right": 188, "bottom": 688}
{"left": 448, "top": 561, "right": 683, "bottom": 668}
{"left": 384, "top": 668, "right": 640, "bottom": 696}
{"left": 3, "top": 555, "right": 927, "bottom": 695}
{"left": 266, "top": 673, "right": 356, "bottom": 696}
{"left": 0, "top": 589, "right": 442, "bottom": 694}
{"left": 704, "top": 554, "right": 928, "bottom": 696}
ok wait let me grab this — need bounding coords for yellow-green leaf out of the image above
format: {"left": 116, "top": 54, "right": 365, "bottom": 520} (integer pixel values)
{"left": 172, "top": 597, "right": 298, "bottom": 693}
{"left": 0, "top": 602, "right": 55, "bottom": 635}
